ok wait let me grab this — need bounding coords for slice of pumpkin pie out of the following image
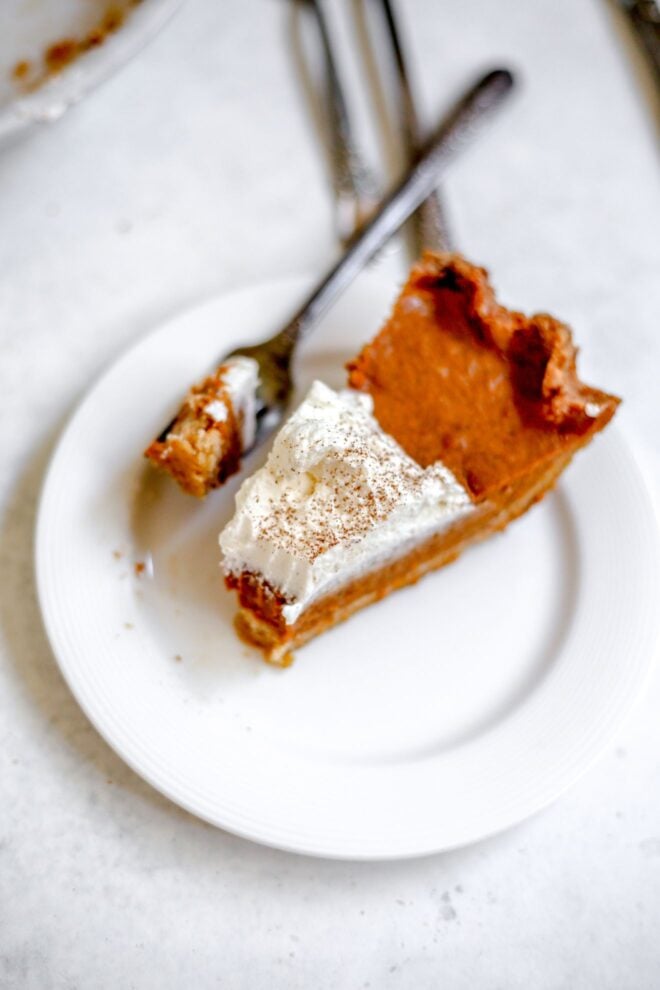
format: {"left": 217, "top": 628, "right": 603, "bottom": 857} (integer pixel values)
{"left": 220, "top": 253, "right": 620, "bottom": 665}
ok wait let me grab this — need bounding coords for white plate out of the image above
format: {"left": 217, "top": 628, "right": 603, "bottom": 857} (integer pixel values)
{"left": 36, "top": 273, "right": 660, "bottom": 860}
{"left": 0, "top": 0, "right": 182, "bottom": 147}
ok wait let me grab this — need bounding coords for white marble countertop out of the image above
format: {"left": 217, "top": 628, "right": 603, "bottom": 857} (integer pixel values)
{"left": 1, "top": 0, "right": 660, "bottom": 986}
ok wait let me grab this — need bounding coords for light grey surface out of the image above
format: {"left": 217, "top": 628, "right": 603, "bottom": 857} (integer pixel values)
{"left": 1, "top": 0, "right": 659, "bottom": 987}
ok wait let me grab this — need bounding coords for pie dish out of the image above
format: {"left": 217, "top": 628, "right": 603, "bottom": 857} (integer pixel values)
{"left": 220, "top": 253, "right": 620, "bottom": 665}
{"left": 0, "top": 0, "right": 182, "bottom": 148}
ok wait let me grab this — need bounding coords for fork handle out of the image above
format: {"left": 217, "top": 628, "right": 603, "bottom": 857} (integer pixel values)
{"left": 379, "top": 0, "right": 452, "bottom": 254}
{"left": 278, "top": 68, "right": 515, "bottom": 348}
{"left": 310, "top": 0, "right": 380, "bottom": 244}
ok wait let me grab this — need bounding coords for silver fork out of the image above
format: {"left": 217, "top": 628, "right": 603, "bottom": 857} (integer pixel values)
{"left": 224, "top": 69, "right": 514, "bottom": 449}
{"left": 377, "top": 0, "right": 452, "bottom": 253}
{"left": 308, "top": 0, "right": 381, "bottom": 243}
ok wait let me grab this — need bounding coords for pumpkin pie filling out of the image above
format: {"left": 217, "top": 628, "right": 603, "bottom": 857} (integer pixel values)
{"left": 220, "top": 253, "right": 620, "bottom": 665}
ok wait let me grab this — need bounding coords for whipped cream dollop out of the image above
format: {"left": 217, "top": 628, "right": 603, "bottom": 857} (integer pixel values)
{"left": 211, "top": 356, "right": 259, "bottom": 450}
{"left": 220, "top": 381, "right": 473, "bottom": 624}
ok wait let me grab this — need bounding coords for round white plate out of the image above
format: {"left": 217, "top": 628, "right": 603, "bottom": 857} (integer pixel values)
{"left": 0, "top": 0, "right": 182, "bottom": 147}
{"left": 36, "top": 273, "right": 660, "bottom": 860}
